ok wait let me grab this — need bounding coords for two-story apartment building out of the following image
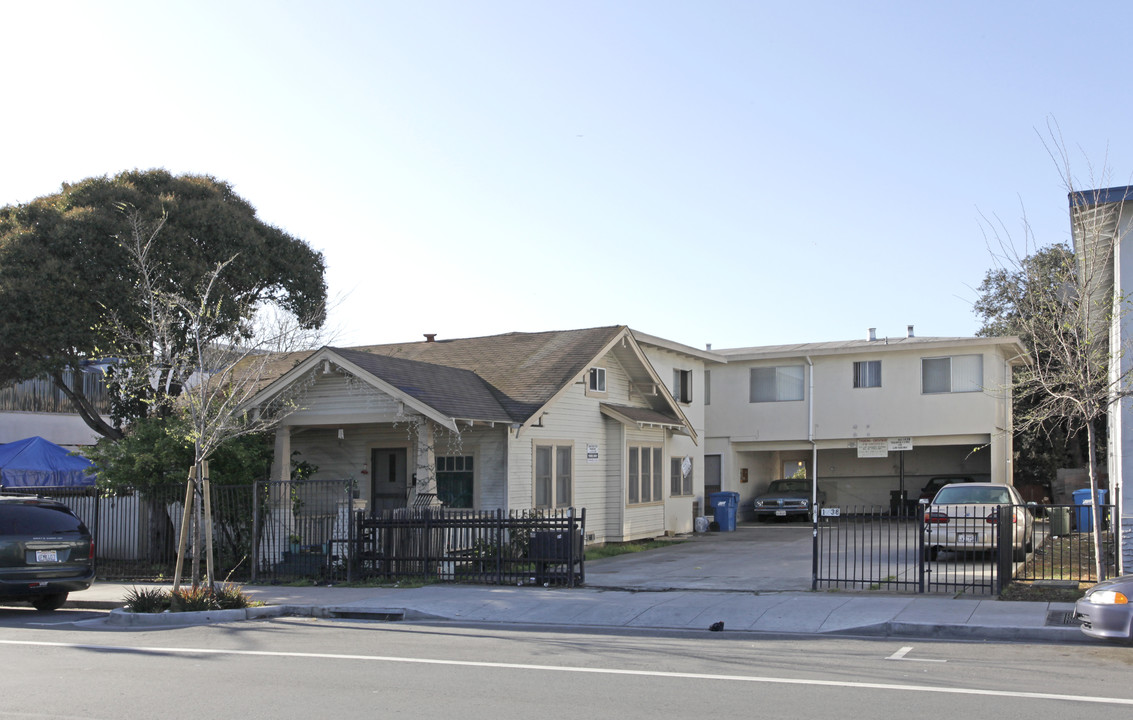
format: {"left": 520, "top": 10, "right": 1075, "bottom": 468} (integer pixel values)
{"left": 703, "top": 328, "right": 1027, "bottom": 511}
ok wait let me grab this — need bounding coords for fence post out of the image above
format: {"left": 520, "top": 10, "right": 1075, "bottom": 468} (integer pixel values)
{"left": 917, "top": 504, "right": 925, "bottom": 593}
{"left": 251, "top": 481, "right": 260, "bottom": 583}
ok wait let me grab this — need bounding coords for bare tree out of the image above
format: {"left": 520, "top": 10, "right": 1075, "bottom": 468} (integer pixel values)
{"left": 982, "top": 128, "right": 1132, "bottom": 581}
{"left": 111, "top": 210, "right": 327, "bottom": 591}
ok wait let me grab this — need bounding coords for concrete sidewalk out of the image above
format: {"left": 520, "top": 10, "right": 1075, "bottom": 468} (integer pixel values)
{"left": 68, "top": 581, "right": 1085, "bottom": 643}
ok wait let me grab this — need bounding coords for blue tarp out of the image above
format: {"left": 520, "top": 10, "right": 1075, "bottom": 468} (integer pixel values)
{"left": 0, "top": 436, "right": 96, "bottom": 488}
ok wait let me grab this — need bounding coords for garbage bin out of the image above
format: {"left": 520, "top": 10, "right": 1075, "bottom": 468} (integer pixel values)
{"left": 708, "top": 491, "right": 739, "bottom": 532}
{"left": 1073, "top": 488, "right": 1108, "bottom": 532}
{"left": 1049, "top": 506, "right": 1072, "bottom": 536}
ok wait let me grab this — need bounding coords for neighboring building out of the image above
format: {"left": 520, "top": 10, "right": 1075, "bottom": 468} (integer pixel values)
{"left": 248, "top": 327, "right": 700, "bottom": 543}
{"left": 1070, "top": 185, "right": 1133, "bottom": 574}
{"left": 704, "top": 328, "right": 1027, "bottom": 512}
{"left": 0, "top": 366, "right": 112, "bottom": 449}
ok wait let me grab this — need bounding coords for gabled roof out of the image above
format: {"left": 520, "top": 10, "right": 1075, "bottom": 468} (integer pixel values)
{"left": 248, "top": 326, "right": 693, "bottom": 438}
{"left": 330, "top": 347, "right": 513, "bottom": 423}
{"left": 349, "top": 326, "right": 627, "bottom": 421}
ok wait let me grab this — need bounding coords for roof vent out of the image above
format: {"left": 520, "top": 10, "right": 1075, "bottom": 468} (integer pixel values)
{"left": 705, "top": 343, "right": 712, "bottom": 351}
{"left": 867, "top": 328, "right": 877, "bottom": 342}
{"left": 424, "top": 334, "right": 437, "bottom": 343}
{"left": 907, "top": 325, "right": 915, "bottom": 338}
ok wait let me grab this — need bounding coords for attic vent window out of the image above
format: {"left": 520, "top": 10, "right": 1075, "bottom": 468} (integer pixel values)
{"left": 588, "top": 367, "right": 606, "bottom": 393}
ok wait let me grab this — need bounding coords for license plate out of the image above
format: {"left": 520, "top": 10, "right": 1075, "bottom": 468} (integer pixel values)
{"left": 35, "top": 550, "right": 58, "bottom": 563}
{"left": 957, "top": 533, "right": 978, "bottom": 543}
{"left": 775, "top": 510, "right": 787, "bottom": 517}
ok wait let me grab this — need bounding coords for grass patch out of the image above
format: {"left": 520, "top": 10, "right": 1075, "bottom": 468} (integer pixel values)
{"left": 585, "top": 539, "right": 682, "bottom": 561}
{"left": 1000, "top": 581, "right": 1086, "bottom": 603}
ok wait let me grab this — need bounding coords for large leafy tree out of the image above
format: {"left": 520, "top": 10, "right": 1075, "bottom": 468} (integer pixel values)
{"left": 0, "top": 169, "right": 327, "bottom": 438}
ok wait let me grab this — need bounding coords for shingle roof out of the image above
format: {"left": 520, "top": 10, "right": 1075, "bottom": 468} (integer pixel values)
{"left": 331, "top": 347, "right": 514, "bottom": 423}
{"left": 344, "top": 326, "right": 627, "bottom": 421}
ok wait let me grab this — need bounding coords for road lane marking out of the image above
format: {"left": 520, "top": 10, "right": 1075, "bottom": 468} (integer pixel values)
{"left": 886, "top": 646, "right": 946, "bottom": 662}
{"left": 0, "top": 639, "right": 1126, "bottom": 706}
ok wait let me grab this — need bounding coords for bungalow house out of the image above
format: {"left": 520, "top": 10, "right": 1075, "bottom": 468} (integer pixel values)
{"left": 249, "top": 326, "right": 704, "bottom": 543}
{"left": 703, "top": 328, "right": 1027, "bottom": 512}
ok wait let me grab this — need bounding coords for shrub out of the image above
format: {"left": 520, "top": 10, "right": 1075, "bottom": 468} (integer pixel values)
{"left": 123, "top": 586, "right": 170, "bottom": 613}
{"left": 123, "top": 584, "right": 256, "bottom": 613}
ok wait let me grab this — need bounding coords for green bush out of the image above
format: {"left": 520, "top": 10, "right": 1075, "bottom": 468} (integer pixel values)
{"left": 123, "top": 584, "right": 256, "bottom": 613}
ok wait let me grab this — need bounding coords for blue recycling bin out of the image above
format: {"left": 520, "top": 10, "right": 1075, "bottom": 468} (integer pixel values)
{"left": 708, "top": 491, "right": 739, "bottom": 532}
{"left": 1073, "top": 488, "right": 1107, "bottom": 532}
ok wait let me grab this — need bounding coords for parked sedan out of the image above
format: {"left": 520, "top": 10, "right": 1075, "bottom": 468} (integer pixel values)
{"left": 0, "top": 496, "right": 94, "bottom": 611}
{"left": 924, "top": 482, "right": 1033, "bottom": 561}
{"left": 1075, "top": 574, "right": 1133, "bottom": 641}
{"left": 752, "top": 479, "right": 825, "bottom": 521}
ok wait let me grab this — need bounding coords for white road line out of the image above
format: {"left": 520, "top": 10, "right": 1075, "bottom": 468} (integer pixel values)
{"left": 0, "top": 639, "right": 1124, "bottom": 705}
{"left": 887, "top": 646, "right": 946, "bottom": 663}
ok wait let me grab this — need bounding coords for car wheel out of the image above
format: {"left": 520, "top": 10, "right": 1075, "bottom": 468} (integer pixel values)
{"left": 1012, "top": 545, "right": 1027, "bottom": 562}
{"left": 32, "top": 593, "right": 68, "bottom": 612}
{"left": 927, "top": 546, "right": 939, "bottom": 561}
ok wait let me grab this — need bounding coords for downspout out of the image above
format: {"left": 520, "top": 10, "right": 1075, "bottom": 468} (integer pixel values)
{"left": 807, "top": 356, "right": 818, "bottom": 590}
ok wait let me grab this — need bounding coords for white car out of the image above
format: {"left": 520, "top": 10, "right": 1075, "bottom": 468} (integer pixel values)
{"left": 924, "top": 483, "right": 1034, "bottom": 561}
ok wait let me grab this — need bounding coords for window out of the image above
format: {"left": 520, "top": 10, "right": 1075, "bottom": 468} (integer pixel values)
{"left": 587, "top": 367, "right": 606, "bottom": 394}
{"left": 922, "top": 355, "right": 983, "bottom": 394}
{"left": 750, "top": 365, "right": 805, "bottom": 402}
{"left": 783, "top": 460, "right": 806, "bottom": 479}
{"left": 853, "top": 360, "right": 881, "bottom": 388}
{"left": 671, "top": 456, "right": 693, "bottom": 497}
{"left": 436, "top": 455, "right": 474, "bottom": 508}
{"left": 535, "top": 443, "right": 573, "bottom": 508}
{"left": 705, "top": 370, "right": 711, "bottom": 406}
{"left": 628, "top": 445, "right": 663, "bottom": 505}
{"left": 673, "top": 369, "right": 692, "bottom": 403}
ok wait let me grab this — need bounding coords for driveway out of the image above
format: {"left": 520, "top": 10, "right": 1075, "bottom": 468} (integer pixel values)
{"left": 584, "top": 523, "right": 814, "bottom": 592}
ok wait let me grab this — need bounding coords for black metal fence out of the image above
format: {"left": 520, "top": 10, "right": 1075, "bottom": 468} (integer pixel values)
{"left": 355, "top": 507, "right": 585, "bottom": 587}
{"left": 4, "top": 482, "right": 584, "bottom": 587}
{"left": 814, "top": 502, "right": 1119, "bottom": 595}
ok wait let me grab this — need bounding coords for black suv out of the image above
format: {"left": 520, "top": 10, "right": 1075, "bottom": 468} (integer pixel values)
{"left": 0, "top": 496, "right": 94, "bottom": 610}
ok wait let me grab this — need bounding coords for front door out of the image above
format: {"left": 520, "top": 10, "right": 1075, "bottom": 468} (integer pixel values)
{"left": 371, "top": 448, "right": 408, "bottom": 512}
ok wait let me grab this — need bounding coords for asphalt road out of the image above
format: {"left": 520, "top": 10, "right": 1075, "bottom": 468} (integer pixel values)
{"left": 1, "top": 613, "right": 1131, "bottom": 718}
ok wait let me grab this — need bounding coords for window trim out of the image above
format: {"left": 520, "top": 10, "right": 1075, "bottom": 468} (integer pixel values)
{"left": 853, "top": 360, "right": 881, "bottom": 389}
{"left": 435, "top": 454, "right": 476, "bottom": 509}
{"left": 921, "top": 354, "right": 983, "bottom": 394}
{"left": 627, "top": 443, "right": 664, "bottom": 507}
{"left": 533, "top": 440, "right": 574, "bottom": 509}
{"left": 585, "top": 367, "right": 607, "bottom": 397}
{"left": 670, "top": 456, "right": 693, "bottom": 497}
{"left": 673, "top": 368, "right": 693, "bottom": 404}
{"left": 749, "top": 365, "right": 806, "bottom": 403}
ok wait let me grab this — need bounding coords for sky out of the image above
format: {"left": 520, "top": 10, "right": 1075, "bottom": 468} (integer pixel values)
{"left": 3, "top": 1, "right": 1132, "bottom": 351}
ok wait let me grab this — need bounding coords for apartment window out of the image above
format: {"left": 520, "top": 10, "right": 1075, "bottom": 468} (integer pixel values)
{"left": 853, "top": 360, "right": 881, "bottom": 388}
{"left": 671, "top": 456, "right": 693, "bottom": 497}
{"left": 922, "top": 355, "right": 983, "bottom": 394}
{"left": 673, "top": 368, "right": 693, "bottom": 403}
{"left": 750, "top": 365, "right": 805, "bottom": 402}
{"left": 535, "top": 443, "right": 573, "bottom": 508}
{"left": 588, "top": 367, "right": 606, "bottom": 394}
{"left": 628, "top": 445, "right": 663, "bottom": 506}
{"left": 705, "top": 370, "right": 711, "bottom": 406}
{"left": 436, "top": 455, "right": 474, "bottom": 509}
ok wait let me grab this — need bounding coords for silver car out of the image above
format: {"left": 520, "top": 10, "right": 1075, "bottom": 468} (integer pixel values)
{"left": 1075, "top": 574, "right": 1133, "bottom": 641}
{"left": 924, "top": 482, "right": 1033, "bottom": 561}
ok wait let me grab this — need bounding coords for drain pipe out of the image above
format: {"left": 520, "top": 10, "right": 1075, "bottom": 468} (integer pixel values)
{"left": 806, "top": 356, "right": 818, "bottom": 590}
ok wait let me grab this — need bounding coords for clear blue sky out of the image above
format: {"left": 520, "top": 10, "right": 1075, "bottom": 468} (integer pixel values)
{"left": 3, "top": 1, "right": 1131, "bottom": 350}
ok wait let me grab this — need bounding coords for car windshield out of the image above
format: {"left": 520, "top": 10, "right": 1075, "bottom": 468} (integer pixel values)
{"left": 769, "top": 480, "right": 808, "bottom": 493}
{"left": 933, "top": 486, "right": 1011, "bottom": 505}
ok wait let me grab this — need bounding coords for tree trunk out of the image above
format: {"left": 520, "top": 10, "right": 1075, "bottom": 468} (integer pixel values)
{"left": 1086, "top": 419, "right": 1107, "bottom": 582}
{"left": 50, "top": 369, "right": 123, "bottom": 440}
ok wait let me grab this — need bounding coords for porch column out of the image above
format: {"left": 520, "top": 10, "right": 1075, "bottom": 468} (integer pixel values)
{"left": 414, "top": 421, "right": 436, "bottom": 498}
{"left": 272, "top": 425, "right": 291, "bottom": 483}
